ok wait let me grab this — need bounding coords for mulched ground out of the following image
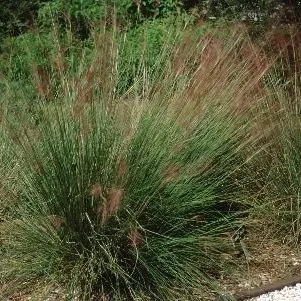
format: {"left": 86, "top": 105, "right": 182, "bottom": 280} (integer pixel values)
{"left": 217, "top": 234, "right": 301, "bottom": 300}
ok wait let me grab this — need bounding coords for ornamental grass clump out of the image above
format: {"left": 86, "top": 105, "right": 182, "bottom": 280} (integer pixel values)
{"left": 0, "top": 25, "right": 268, "bottom": 300}
{"left": 250, "top": 31, "right": 301, "bottom": 243}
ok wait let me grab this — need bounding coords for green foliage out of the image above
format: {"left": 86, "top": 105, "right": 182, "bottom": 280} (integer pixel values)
{"left": 205, "top": 0, "right": 277, "bottom": 18}
{"left": 1, "top": 0, "right": 301, "bottom": 42}
{"left": 117, "top": 14, "right": 196, "bottom": 94}
{"left": 120, "top": 0, "right": 183, "bottom": 21}
{"left": 0, "top": 0, "right": 44, "bottom": 37}
{"left": 38, "top": 0, "right": 107, "bottom": 38}
{"left": 0, "top": 15, "right": 198, "bottom": 105}
{"left": 37, "top": 0, "right": 185, "bottom": 39}
{"left": 0, "top": 32, "right": 54, "bottom": 79}
{"left": 0, "top": 28, "right": 97, "bottom": 117}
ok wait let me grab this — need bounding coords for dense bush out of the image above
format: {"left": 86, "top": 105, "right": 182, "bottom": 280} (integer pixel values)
{"left": 0, "top": 0, "right": 46, "bottom": 37}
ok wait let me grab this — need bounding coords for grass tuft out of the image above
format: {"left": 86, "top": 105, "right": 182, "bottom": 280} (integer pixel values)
{"left": 0, "top": 24, "right": 273, "bottom": 300}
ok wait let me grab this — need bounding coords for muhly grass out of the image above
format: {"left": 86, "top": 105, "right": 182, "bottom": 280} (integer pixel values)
{"left": 243, "top": 31, "right": 301, "bottom": 244}
{"left": 0, "top": 26, "right": 272, "bottom": 300}
{"left": 250, "top": 76, "right": 301, "bottom": 243}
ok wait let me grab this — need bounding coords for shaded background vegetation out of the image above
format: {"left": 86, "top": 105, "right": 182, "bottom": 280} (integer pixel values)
{"left": 0, "top": 0, "right": 301, "bottom": 39}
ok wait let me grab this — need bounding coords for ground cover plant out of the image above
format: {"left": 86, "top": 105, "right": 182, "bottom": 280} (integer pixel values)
{"left": 0, "top": 22, "right": 275, "bottom": 300}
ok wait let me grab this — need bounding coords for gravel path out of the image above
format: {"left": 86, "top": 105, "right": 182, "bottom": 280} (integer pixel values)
{"left": 249, "top": 283, "right": 301, "bottom": 301}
